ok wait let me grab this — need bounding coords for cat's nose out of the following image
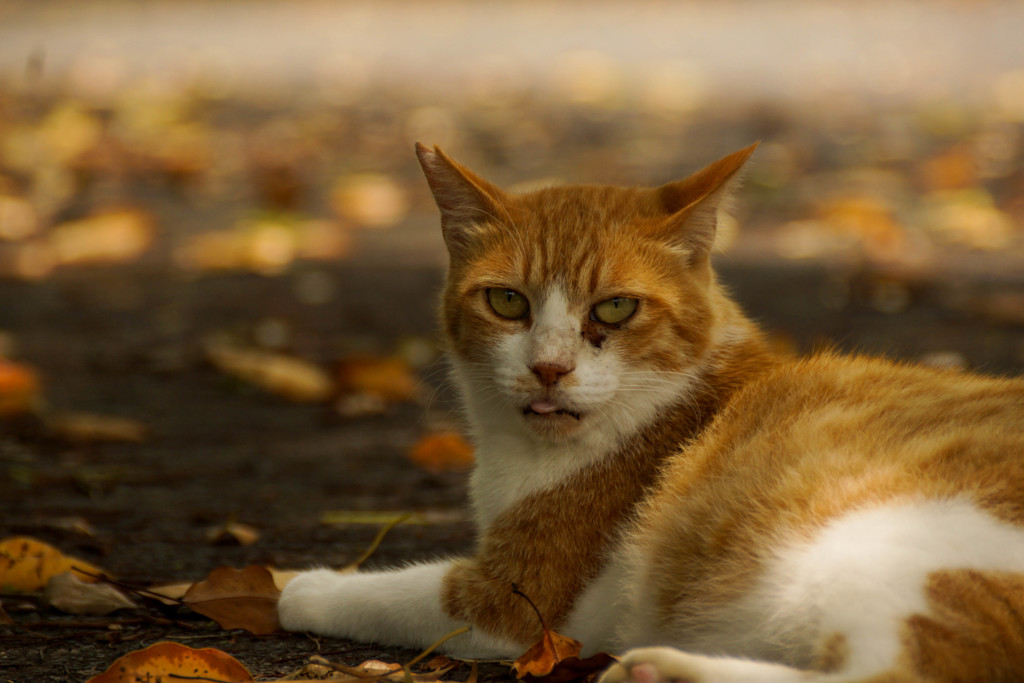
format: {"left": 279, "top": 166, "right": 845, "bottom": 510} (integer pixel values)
{"left": 531, "top": 362, "right": 574, "bottom": 387}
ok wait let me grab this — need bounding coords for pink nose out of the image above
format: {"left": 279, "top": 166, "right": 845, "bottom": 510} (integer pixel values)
{"left": 531, "top": 362, "right": 574, "bottom": 387}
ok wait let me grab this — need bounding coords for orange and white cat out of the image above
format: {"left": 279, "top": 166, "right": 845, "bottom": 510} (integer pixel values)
{"left": 278, "top": 143, "right": 1024, "bottom": 682}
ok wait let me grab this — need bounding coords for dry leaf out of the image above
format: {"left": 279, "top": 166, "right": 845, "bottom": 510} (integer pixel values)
{"left": 48, "top": 208, "right": 154, "bottom": 266}
{"left": 205, "top": 338, "right": 334, "bottom": 402}
{"left": 358, "top": 660, "right": 403, "bottom": 673}
{"left": 86, "top": 641, "right": 254, "bottom": 683}
{"left": 0, "top": 194, "right": 38, "bottom": 240}
{"left": 0, "top": 359, "right": 40, "bottom": 417}
{"left": 205, "top": 521, "right": 261, "bottom": 546}
{"left": 0, "top": 600, "right": 14, "bottom": 626}
{"left": 330, "top": 173, "right": 409, "bottom": 228}
{"left": 511, "top": 585, "right": 613, "bottom": 682}
{"left": 513, "top": 628, "right": 584, "bottom": 679}
{"left": 45, "top": 571, "right": 135, "bottom": 615}
{"left": 337, "top": 355, "right": 419, "bottom": 403}
{"left": 408, "top": 432, "right": 475, "bottom": 472}
{"left": 175, "top": 218, "right": 351, "bottom": 275}
{"left": 0, "top": 536, "right": 107, "bottom": 592}
{"left": 47, "top": 411, "right": 148, "bottom": 443}
{"left": 183, "top": 565, "right": 281, "bottom": 635}
{"left": 527, "top": 653, "right": 619, "bottom": 683}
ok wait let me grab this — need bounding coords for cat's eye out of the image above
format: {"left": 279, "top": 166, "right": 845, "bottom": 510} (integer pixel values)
{"left": 592, "top": 297, "right": 638, "bottom": 325}
{"left": 487, "top": 288, "right": 529, "bottom": 320}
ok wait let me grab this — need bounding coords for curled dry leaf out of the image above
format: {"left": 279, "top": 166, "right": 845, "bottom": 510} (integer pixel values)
{"left": 45, "top": 571, "right": 136, "bottom": 615}
{"left": 337, "top": 355, "right": 419, "bottom": 403}
{"left": 86, "top": 641, "right": 254, "bottom": 683}
{"left": 511, "top": 585, "right": 616, "bottom": 683}
{"left": 513, "top": 628, "right": 584, "bottom": 679}
{"left": 46, "top": 411, "right": 148, "bottom": 443}
{"left": 0, "top": 359, "right": 40, "bottom": 417}
{"left": 0, "top": 536, "right": 107, "bottom": 592}
{"left": 183, "top": 565, "right": 281, "bottom": 635}
{"left": 408, "top": 432, "right": 475, "bottom": 472}
{"left": 205, "top": 337, "right": 334, "bottom": 403}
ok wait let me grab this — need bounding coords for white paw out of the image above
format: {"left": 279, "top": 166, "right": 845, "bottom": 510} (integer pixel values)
{"left": 599, "top": 647, "right": 810, "bottom": 683}
{"left": 277, "top": 568, "right": 347, "bottom": 634}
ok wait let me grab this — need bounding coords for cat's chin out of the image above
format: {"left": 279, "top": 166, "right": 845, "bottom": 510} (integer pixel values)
{"left": 521, "top": 406, "right": 584, "bottom": 439}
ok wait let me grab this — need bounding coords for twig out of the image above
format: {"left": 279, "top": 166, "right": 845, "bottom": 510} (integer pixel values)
{"left": 71, "top": 566, "right": 188, "bottom": 605}
{"left": 309, "top": 655, "right": 395, "bottom": 679}
{"left": 405, "top": 626, "right": 471, "bottom": 668}
{"left": 348, "top": 513, "right": 411, "bottom": 570}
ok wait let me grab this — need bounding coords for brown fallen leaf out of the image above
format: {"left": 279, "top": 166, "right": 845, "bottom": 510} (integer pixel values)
{"left": 183, "top": 565, "right": 281, "bottom": 635}
{"left": 512, "top": 586, "right": 584, "bottom": 679}
{"left": 408, "top": 432, "right": 475, "bottom": 472}
{"left": 86, "top": 641, "right": 254, "bottom": 683}
{"left": 46, "top": 411, "right": 148, "bottom": 443}
{"left": 337, "top": 355, "right": 419, "bottom": 403}
{"left": 44, "top": 571, "right": 136, "bottom": 615}
{"left": 0, "top": 600, "right": 14, "bottom": 626}
{"left": 0, "top": 359, "right": 40, "bottom": 417}
{"left": 205, "top": 337, "right": 334, "bottom": 402}
{"left": 0, "top": 536, "right": 107, "bottom": 592}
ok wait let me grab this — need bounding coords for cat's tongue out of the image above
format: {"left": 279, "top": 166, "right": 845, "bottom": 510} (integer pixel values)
{"left": 529, "top": 400, "right": 561, "bottom": 414}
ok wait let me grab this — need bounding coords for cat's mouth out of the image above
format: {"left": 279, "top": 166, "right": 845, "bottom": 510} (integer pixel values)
{"left": 522, "top": 400, "right": 581, "bottom": 420}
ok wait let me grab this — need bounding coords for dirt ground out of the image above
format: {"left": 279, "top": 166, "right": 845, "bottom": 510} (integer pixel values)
{"left": 2, "top": 257, "right": 1023, "bottom": 681}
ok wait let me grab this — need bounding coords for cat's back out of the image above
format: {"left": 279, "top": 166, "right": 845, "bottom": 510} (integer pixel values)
{"left": 648, "top": 353, "right": 1024, "bottom": 564}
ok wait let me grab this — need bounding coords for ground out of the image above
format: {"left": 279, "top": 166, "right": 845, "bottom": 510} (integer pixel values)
{"left": 2, "top": 258, "right": 1023, "bottom": 681}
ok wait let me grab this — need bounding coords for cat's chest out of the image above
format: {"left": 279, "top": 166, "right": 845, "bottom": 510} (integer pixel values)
{"left": 468, "top": 431, "right": 619, "bottom": 530}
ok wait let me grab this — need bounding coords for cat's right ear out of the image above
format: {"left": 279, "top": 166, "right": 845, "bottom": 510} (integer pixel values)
{"left": 415, "top": 143, "right": 508, "bottom": 257}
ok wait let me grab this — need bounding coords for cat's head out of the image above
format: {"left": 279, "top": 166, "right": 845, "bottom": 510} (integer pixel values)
{"left": 417, "top": 144, "right": 757, "bottom": 446}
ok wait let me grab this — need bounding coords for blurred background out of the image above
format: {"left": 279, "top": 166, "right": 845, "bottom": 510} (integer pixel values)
{"left": 2, "top": 0, "right": 1023, "bottom": 277}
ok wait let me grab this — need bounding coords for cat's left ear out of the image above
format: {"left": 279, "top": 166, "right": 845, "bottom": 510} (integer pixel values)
{"left": 655, "top": 143, "right": 759, "bottom": 264}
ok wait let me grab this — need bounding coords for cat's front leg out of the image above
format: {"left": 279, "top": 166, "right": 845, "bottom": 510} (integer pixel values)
{"left": 600, "top": 647, "right": 815, "bottom": 683}
{"left": 278, "top": 559, "right": 521, "bottom": 659}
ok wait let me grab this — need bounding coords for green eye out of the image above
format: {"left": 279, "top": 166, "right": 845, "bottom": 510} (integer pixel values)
{"left": 592, "top": 297, "right": 638, "bottom": 325}
{"left": 487, "top": 288, "right": 529, "bottom": 320}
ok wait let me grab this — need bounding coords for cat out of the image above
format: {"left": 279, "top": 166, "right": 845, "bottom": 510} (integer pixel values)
{"left": 277, "top": 143, "right": 1024, "bottom": 682}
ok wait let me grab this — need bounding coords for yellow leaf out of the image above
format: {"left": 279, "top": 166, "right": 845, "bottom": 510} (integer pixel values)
{"left": 86, "top": 641, "right": 254, "bottom": 683}
{"left": 47, "top": 411, "right": 148, "bottom": 443}
{"left": 205, "top": 338, "right": 334, "bottom": 402}
{"left": 0, "top": 536, "right": 107, "bottom": 592}
{"left": 331, "top": 173, "right": 409, "bottom": 228}
{"left": 48, "top": 208, "right": 154, "bottom": 266}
